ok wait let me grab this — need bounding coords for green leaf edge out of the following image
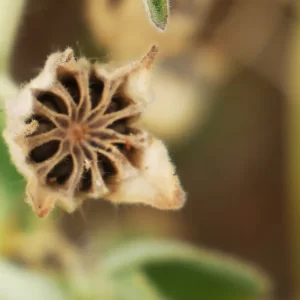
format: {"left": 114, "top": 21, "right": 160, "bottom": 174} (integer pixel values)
{"left": 100, "top": 239, "right": 271, "bottom": 296}
{"left": 143, "top": 0, "right": 170, "bottom": 31}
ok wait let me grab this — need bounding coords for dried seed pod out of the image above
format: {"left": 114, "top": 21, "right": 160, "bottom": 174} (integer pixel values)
{"left": 3, "top": 45, "right": 186, "bottom": 217}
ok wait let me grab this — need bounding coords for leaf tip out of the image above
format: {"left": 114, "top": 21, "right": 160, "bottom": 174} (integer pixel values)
{"left": 143, "top": 0, "right": 169, "bottom": 32}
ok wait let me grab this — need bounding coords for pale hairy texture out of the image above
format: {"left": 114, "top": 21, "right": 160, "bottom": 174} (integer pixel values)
{"left": 3, "top": 49, "right": 75, "bottom": 179}
{"left": 108, "top": 137, "right": 186, "bottom": 209}
{"left": 3, "top": 45, "right": 186, "bottom": 217}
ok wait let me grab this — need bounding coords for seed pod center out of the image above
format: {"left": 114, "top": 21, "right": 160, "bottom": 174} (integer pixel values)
{"left": 68, "top": 123, "right": 87, "bottom": 143}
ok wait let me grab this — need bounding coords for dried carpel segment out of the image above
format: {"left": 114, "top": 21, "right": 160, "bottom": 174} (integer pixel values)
{"left": 98, "top": 153, "right": 117, "bottom": 181}
{"left": 35, "top": 91, "right": 68, "bottom": 115}
{"left": 3, "top": 45, "right": 186, "bottom": 217}
{"left": 29, "top": 140, "right": 60, "bottom": 163}
{"left": 105, "top": 94, "right": 131, "bottom": 114}
{"left": 89, "top": 73, "right": 105, "bottom": 109}
{"left": 79, "top": 168, "right": 92, "bottom": 192}
{"left": 46, "top": 155, "right": 74, "bottom": 185}
{"left": 59, "top": 75, "right": 81, "bottom": 105}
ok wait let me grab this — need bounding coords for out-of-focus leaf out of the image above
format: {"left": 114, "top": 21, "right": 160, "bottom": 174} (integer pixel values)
{"left": 0, "top": 75, "right": 24, "bottom": 200}
{"left": 100, "top": 240, "right": 271, "bottom": 300}
{"left": 0, "top": 122, "right": 24, "bottom": 199}
{"left": 113, "top": 272, "right": 167, "bottom": 300}
{"left": 0, "top": 113, "right": 26, "bottom": 233}
{"left": 0, "top": 260, "right": 66, "bottom": 300}
{"left": 0, "top": 75, "right": 28, "bottom": 236}
{"left": 143, "top": 0, "right": 169, "bottom": 31}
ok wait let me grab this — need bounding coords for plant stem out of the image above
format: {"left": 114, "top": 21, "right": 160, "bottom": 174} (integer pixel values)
{"left": 288, "top": 2, "right": 300, "bottom": 297}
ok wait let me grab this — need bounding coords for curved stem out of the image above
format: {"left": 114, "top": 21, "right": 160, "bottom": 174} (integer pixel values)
{"left": 0, "top": 0, "right": 25, "bottom": 73}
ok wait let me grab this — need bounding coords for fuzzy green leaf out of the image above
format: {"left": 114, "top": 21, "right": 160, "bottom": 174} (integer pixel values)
{"left": 0, "top": 75, "right": 23, "bottom": 201}
{"left": 143, "top": 0, "right": 169, "bottom": 31}
{"left": 0, "top": 260, "right": 66, "bottom": 300}
{"left": 0, "top": 77, "right": 28, "bottom": 236}
{"left": 100, "top": 240, "right": 271, "bottom": 300}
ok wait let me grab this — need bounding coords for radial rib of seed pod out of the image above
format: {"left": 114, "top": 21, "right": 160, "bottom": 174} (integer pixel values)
{"left": 3, "top": 45, "right": 186, "bottom": 217}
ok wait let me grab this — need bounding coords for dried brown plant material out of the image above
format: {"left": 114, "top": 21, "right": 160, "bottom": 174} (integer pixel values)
{"left": 3, "top": 46, "right": 186, "bottom": 217}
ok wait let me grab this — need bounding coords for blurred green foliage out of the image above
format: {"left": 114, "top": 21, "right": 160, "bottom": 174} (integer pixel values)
{"left": 99, "top": 240, "right": 270, "bottom": 300}
{"left": 0, "top": 260, "right": 66, "bottom": 300}
{"left": 0, "top": 239, "right": 270, "bottom": 299}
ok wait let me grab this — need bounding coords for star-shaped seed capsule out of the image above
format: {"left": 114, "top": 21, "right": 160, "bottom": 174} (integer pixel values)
{"left": 3, "top": 46, "right": 186, "bottom": 217}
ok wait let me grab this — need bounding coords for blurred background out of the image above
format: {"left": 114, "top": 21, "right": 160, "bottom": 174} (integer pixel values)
{"left": 0, "top": 0, "right": 298, "bottom": 299}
